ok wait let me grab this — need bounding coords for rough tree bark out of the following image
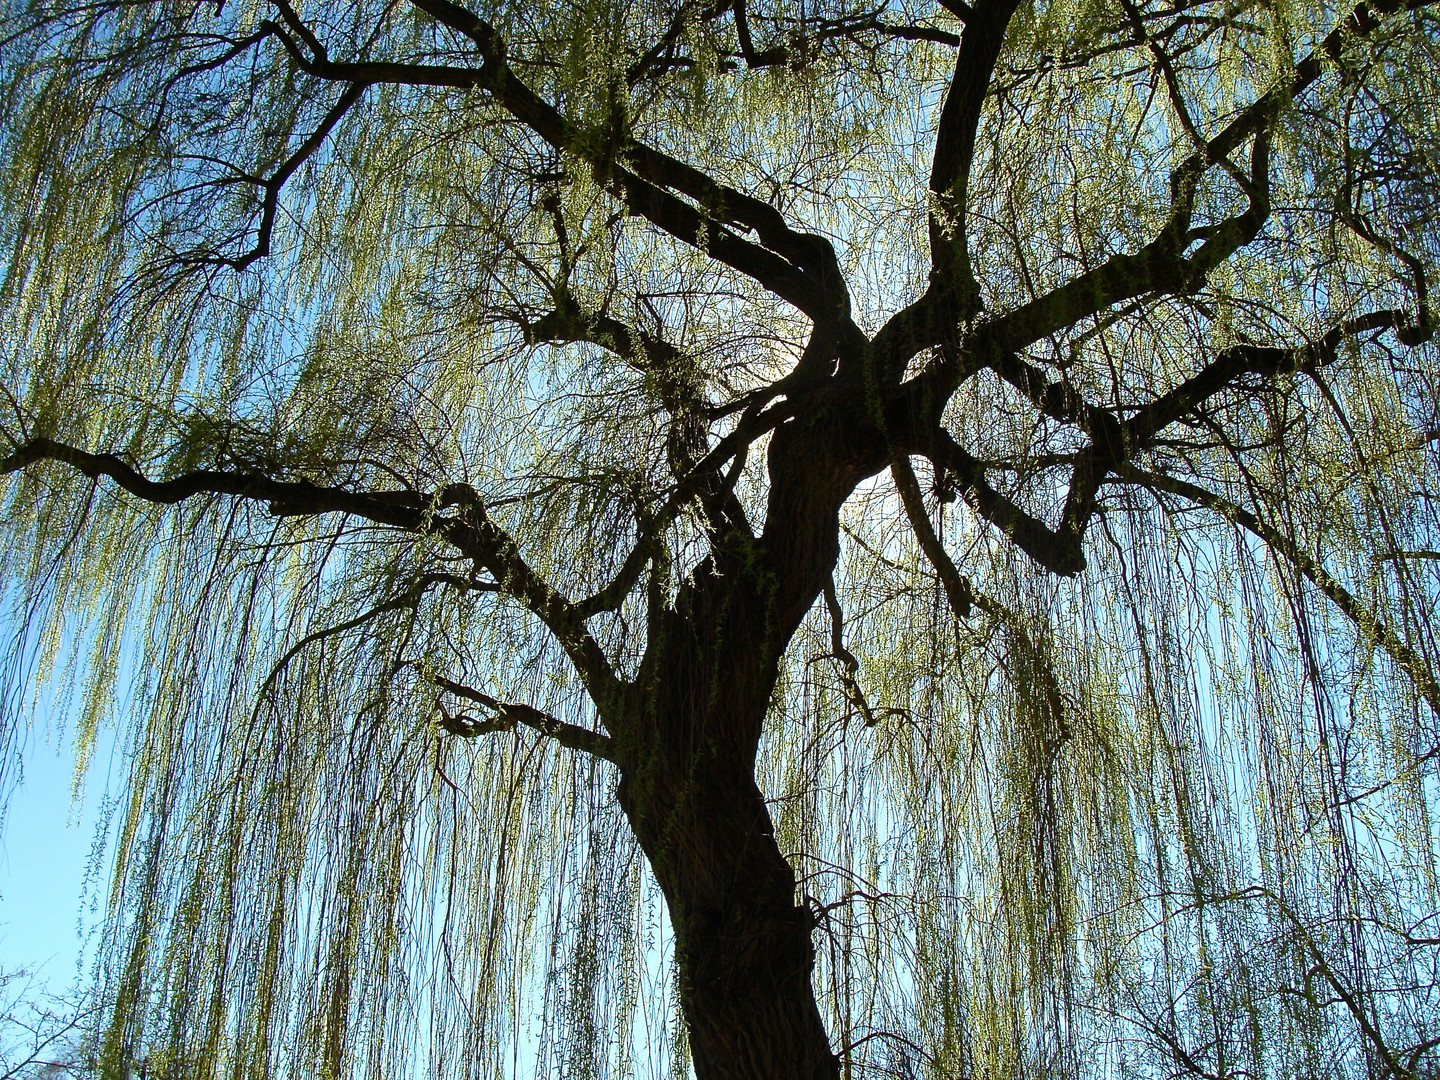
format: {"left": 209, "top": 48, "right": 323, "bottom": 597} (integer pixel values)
{"left": 613, "top": 396, "right": 885, "bottom": 1080}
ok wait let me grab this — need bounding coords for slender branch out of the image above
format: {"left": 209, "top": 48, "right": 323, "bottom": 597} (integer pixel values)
{"left": 257, "top": 573, "right": 495, "bottom": 699}
{"left": 1257, "top": 888, "right": 1410, "bottom": 1078}
{"left": 822, "top": 576, "right": 896, "bottom": 726}
{"left": 840, "top": 1029, "right": 935, "bottom": 1065}
{"left": 1118, "top": 0, "right": 1205, "bottom": 150}
{"left": 976, "top": 308, "right": 1423, "bottom": 568}
{"left": 568, "top": 395, "right": 792, "bottom": 616}
{"left": 259, "top": 1, "right": 834, "bottom": 314}
{"left": 1337, "top": 195, "right": 1432, "bottom": 344}
{"left": 526, "top": 298, "right": 765, "bottom": 536}
{"left": 625, "top": 0, "right": 732, "bottom": 84}
{"left": 426, "top": 482, "right": 618, "bottom": 694}
{"left": 524, "top": 301, "right": 710, "bottom": 479}
{"left": 254, "top": 0, "right": 865, "bottom": 341}
{"left": 1123, "top": 309, "right": 1415, "bottom": 448}
{"left": 888, "top": 458, "right": 1074, "bottom": 724}
{"left": 0, "top": 1002, "right": 99, "bottom": 1080}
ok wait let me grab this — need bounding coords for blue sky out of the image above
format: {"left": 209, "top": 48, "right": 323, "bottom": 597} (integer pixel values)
{"left": 0, "top": 725, "right": 113, "bottom": 992}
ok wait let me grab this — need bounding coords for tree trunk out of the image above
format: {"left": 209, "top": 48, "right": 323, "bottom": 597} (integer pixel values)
{"left": 614, "top": 406, "right": 883, "bottom": 1080}
{"left": 617, "top": 752, "right": 838, "bottom": 1080}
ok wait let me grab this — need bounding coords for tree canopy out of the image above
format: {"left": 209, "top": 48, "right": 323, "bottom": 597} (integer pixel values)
{"left": 1, "top": 0, "right": 1439, "bottom": 1076}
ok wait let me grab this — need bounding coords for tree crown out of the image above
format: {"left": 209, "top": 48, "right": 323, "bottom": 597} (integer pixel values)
{"left": 2, "top": 0, "right": 1439, "bottom": 1076}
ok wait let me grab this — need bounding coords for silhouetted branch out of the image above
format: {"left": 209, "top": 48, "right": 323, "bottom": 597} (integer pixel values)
{"left": 1, "top": 437, "right": 620, "bottom": 698}
{"left": 1115, "top": 464, "right": 1440, "bottom": 722}
{"left": 434, "top": 674, "right": 616, "bottom": 759}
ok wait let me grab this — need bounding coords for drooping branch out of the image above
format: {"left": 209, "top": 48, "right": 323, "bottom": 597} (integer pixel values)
{"left": 160, "top": 0, "right": 871, "bottom": 365}
{"left": 729, "top": 4, "right": 963, "bottom": 69}
{"left": 507, "top": 292, "right": 783, "bottom": 616}
{"left": 206, "top": 77, "right": 368, "bottom": 270}
{"left": 1121, "top": 310, "right": 1422, "bottom": 446}
{"left": 533, "top": 345, "right": 802, "bottom": 617}
{"left": 626, "top": 0, "right": 732, "bottom": 84}
{"left": 874, "top": 464, "right": 1074, "bottom": 720}
{"left": 889, "top": 454, "right": 973, "bottom": 616}
{"left": 239, "top": 0, "right": 854, "bottom": 323}
{"left": 1338, "top": 174, "right": 1434, "bottom": 345}
{"left": 523, "top": 302, "right": 712, "bottom": 481}
{"left": 822, "top": 576, "right": 885, "bottom": 727}
{"left": 1114, "top": 465, "right": 1440, "bottom": 723}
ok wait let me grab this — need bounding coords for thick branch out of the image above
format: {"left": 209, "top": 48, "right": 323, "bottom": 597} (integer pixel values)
{"left": 989, "top": 352, "right": 1122, "bottom": 442}
{"left": 928, "top": 0, "right": 1021, "bottom": 293}
{"left": 1, "top": 437, "right": 619, "bottom": 700}
{"left": 986, "top": 122, "right": 1271, "bottom": 350}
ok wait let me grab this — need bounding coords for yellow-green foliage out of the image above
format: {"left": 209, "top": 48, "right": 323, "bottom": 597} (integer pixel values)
{"left": 1, "top": 0, "right": 1439, "bottom": 1077}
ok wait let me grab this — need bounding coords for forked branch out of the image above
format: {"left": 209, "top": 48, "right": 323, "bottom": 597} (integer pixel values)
{"left": 398, "top": 0, "right": 858, "bottom": 328}
{"left": 975, "top": 307, "right": 1427, "bottom": 572}
{"left": 979, "top": 0, "right": 1436, "bottom": 354}
{"left": 434, "top": 675, "right": 616, "bottom": 759}
{"left": 921, "top": 430, "right": 1087, "bottom": 574}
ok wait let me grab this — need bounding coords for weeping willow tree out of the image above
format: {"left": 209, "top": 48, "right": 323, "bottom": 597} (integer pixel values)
{"left": 1, "top": 0, "right": 1439, "bottom": 1075}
